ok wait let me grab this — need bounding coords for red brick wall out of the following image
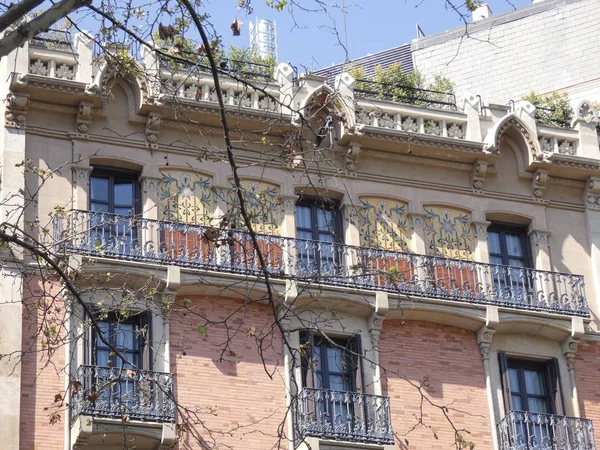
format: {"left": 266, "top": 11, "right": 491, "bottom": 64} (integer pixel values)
{"left": 20, "top": 277, "right": 65, "bottom": 450}
{"left": 170, "top": 296, "right": 286, "bottom": 449}
{"left": 575, "top": 340, "right": 600, "bottom": 445}
{"left": 379, "top": 320, "right": 492, "bottom": 450}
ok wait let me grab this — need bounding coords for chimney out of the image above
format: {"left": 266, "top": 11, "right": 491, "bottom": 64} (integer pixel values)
{"left": 472, "top": 3, "right": 492, "bottom": 22}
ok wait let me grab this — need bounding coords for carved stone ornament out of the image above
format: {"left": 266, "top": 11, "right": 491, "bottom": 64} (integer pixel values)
{"left": 532, "top": 169, "right": 549, "bottom": 201}
{"left": 558, "top": 140, "right": 576, "bottom": 156}
{"left": 471, "top": 160, "right": 488, "bottom": 191}
{"left": 476, "top": 326, "right": 496, "bottom": 362}
{"left": 472, "top": 221, "right": 491, "bottom": 238}
{"left": 408, "top": 212, "right": 426, "bottom": 230}
{"left": 562, "top": 337, "right": 579, "bottom": 371}
{"left": 539, "top": 136, "right": 553, "bottom": 153}
{"left": 71, "top": 165, "right": 93, "bottom": 182}
{"left": 345, "top": 142, "right": 361, "bottom": 174}
{"left": 585, "top": 176, "right": 600, "bottom": 210}
{"left": 576, "top": 101, "right": 598, "bottom": 124}
{"left": 529, "top": 229, "right": 551, "bottom": 246}
{"left": 140, "top": 175, "right": 161, "bottom": 194}
{"left": 281, "top": 195, "right": 299, "bottom": 212}
{"left": 5, "top": 92, "right": 30, "bottom": 128}
{"left": 145, "top": 111, "right": 162, "bottom": 148}
{"left": 368, "top": 312, "right": 385, "bottom": 349}
{"left": 447, "top": 123, "right": 465, "bottom": 139}
{"left": 75, "top": 101, "right": 94, "bottom": 136}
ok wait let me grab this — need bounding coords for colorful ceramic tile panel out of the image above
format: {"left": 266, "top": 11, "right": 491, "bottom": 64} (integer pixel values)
{"left": 357, "top": 197, "right": 410, "bottom": 251}
{"left": 423, "top": 205, "right": 474, "bottom": 260}
{"left": 159, "top": 170, "right": 214, "bottom": 225}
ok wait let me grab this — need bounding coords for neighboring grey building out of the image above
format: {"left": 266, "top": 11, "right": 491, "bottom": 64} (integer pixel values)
{"left": 318, "top": 0, "right": 600, "bottom": 106}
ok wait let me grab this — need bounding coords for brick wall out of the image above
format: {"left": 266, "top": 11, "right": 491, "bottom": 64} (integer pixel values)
{"left": 19, "top": 277, "right": 65, "bottom": 450}
{"left": 575, "top": 340, "right": 600, "bottom": 445}
{"left": 379, "top": 320, "right": 492, "bottom": 450}
{"left": 413, "top": 0, "right": 600, "bottom": 105}
{"left": 170, "top": 295, "right": 286, "bottom": 449}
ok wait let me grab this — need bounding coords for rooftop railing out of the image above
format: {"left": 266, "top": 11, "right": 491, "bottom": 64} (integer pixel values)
{"left": 29, "top": 29, "right": 73, "bottom": 52}
{"left": 54, "top": 210, "right": 590, "bottom": 317}
{"left": 354, "top": 79, "right": 457, "bottom": 111}
{"left": 294, "top": 388, "right": 394, "bottom": 446}
{"left": 498, "top": 411, "right": 595, "bottom": 450}
{"left": 71, "top": 365, "right": 175, "bottom": 423}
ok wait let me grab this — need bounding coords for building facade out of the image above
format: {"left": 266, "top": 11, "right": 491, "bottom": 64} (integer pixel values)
{"left": 2, "top": 24, "right": 600, "bottom": 450}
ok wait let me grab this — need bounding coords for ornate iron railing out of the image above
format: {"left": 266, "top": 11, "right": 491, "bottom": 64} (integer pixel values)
{"left": 535, "top": 105, "right": 573, "bottom": 129}
{"left": 54, "top": 210, "right": 590, "bottom": 316}
{"left": 498, "top": 411, "right": 596, "bottom": 450}
{"left": 159, "top": 52, "right": 273, "bottom": 81}
{"left": 294, "top": 388, "right": 394, "bottom": 446}
{"left": 71, "top": 365, "right": 175, "bottom": 423}
{"left": 354, "top": 79, "right": 457, "bottom": 111}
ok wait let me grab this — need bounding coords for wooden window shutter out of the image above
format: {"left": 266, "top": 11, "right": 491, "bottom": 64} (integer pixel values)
{"left": 139, "top": 311, "right": 153, "bottom": 370}
{"left": 299, "top": 330, "right": 315, "bottom": 389}
{"left": 348, "top": 334, "right": 364, "bottom": 393}
{"left": 545, "top": 358, "right": 564, "bottom": 415}
{"left": 498, "top": 351, "right": 512, "bottom": 414}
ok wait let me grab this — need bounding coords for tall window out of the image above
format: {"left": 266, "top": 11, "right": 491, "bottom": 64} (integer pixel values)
{"left": 89, "top": 313, "right": 152, "bottom": 415}
{"left": 89, "top": 167, "right": 140, "bottom": 254}
{"left": 498, "top": 353, "right": 564, "bottom": 449}
{"left": 90, "top": 167, "right": 140, "bottom": 216}
{"left": 295, "top": 198, "right": 342, "bottom": 276}
{"left": 488, "top": 223, "right": 532, "bottom": 268}
{"left": 488, "top": 223, "right": 533, "bottom": 300}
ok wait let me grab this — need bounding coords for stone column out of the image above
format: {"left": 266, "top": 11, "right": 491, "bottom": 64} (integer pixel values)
{"left": 71, "top": 166, "right": 93, "bottom": 211}
{"left": 281, "top": 196, "right": 298, "bottom": 276}
{"left": 472, "top": 220, "right": 491, "bottom": 264}
{"left": 476, "top": 305, "right": 499, "bottom": 450}
{"left": 573, "top": 101, "right": 600, "bottom": 160}
{"left": 461, "top": 94, "right": 483, "bottom": 142}
{"left": 408, "top": 213, "right": 427, "bottom": 254}
{"left": 368, "top": 292, "right": 389, "bottom": 397}
{"left": 529, "top": 229, "right": 552, "bottom": 271}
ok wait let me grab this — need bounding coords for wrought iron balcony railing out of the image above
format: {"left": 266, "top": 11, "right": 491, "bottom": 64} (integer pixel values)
{"left": 54, "top": 210, "right": 590, "bottom": 316}
{"left": 71, "top": 365, "right": 175, "bottom": 423}
{"left": 498, "top": 411, "right": 596, "bottom": 450}
{"left": 294, "top": 387, "right": 394, "bottom": 446}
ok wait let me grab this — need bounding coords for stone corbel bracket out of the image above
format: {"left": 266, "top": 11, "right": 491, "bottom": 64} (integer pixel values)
{"left": 585, "top": 176, "right": 600, "bottom": 210}
{"left": 145, "top": 111, "right": 162, "bottom": 149}
{"left": 532, "top": 169, "right": 549, "bottom": 201}
{"left": 5, "top": 91, "right": 29, "bottom": 128}
{"left": 368, "top": 292, "right": 389, "bottom": 349}
{"left": 75, "top": 101, "right": 94, "bottom": 137}
{"left": 472, "top": 160, "right": 488, "bottom": 192}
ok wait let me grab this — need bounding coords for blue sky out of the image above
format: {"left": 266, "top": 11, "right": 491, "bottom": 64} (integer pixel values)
{"left": 206, "top": 0, "right": 532, "bottom": 70}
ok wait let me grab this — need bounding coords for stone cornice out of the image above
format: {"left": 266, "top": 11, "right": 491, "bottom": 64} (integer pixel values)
{"left": 363, "top": 127, "right": 485, "bottom": 153}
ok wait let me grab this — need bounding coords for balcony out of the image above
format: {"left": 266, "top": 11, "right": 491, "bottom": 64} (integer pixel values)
{"left": 72, "top": 365, "right": 175, "bottom": 423}
{"left": 294, "top": 388, "right": 394, "bottom": 446}
{"left": 54, "top": 210, "right": 590, "bottom": 317}
{"left": 498, "top": 411, "right": 596, "bottom": 450}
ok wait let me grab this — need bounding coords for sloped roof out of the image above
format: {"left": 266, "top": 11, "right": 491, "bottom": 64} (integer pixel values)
{"left": 313, "top": 43, "right": 413, "bottom": 83}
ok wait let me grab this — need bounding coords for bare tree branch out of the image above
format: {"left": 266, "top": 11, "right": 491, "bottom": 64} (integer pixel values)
{"left": 0, "top": 0, "right": 89, "bottom": 57}
{"left": 0, "top": 0, "right": 44, "bottom": 34}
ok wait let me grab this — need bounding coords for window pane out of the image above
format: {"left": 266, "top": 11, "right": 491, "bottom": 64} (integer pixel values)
{"left": 318, "top": 233, "right": 335, "bottom": 243}
{"left": 90, "top": 177, "right": 109, "bottom": 201}
{"left": 91, "top": 202, "right": 108, "bottom": 213}
{"left": 508, "top": 258, "right": 525, "bottom": 268}
{"left": 490, "top": 255, "right": 504, "bottom": 265}
{"left": 327, "top": 347, "right": 344, "bottom": 373}
{"left": 509, "top": 368, "right": 521, "bottom": 393}
{"left": 115, "top": 207, "right": 134, "bottom": 217}
{"left": 488, "top": 232, "right": 501, "bottom": 254}
{"left": 329, "top": 374, "right": 344, "bottom": 391}
{"left": 114, "top": 182, "right": 133, "bottom": 206}
{"left": 116, "top": 323, "right": 136, "bottom": 351}
{"left": 317, "top": 209, "right": 334, "bottom": 231}
{"left": 528, "top": 397, "right": 549, "bottom": 414}
{"left": 296, "top": 206, "right": 312, "bottom": 229}
{"left": 506, "top": 234, "right": 523, "bottom": 257}
{"left": 524, "top": 369, "right": 545, "bottom": 395}
{"left": 511, "top": 394, "right": 523, "bottom": 411}
{"left": 297, "top": 230, "right": 313, "bottom": 241}
{"left": 97, "top": 349, "right": 110, "bottom": 367}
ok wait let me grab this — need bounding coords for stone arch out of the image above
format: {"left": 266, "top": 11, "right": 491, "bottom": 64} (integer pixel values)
{"left": 485, "top": 114, "right": 541, "bottom": 166}
{"left": 298, "top": 83, "right": 356, "bottom": 131}
{"left": 92, "top": 59, "right": 149, "bottom": 117}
